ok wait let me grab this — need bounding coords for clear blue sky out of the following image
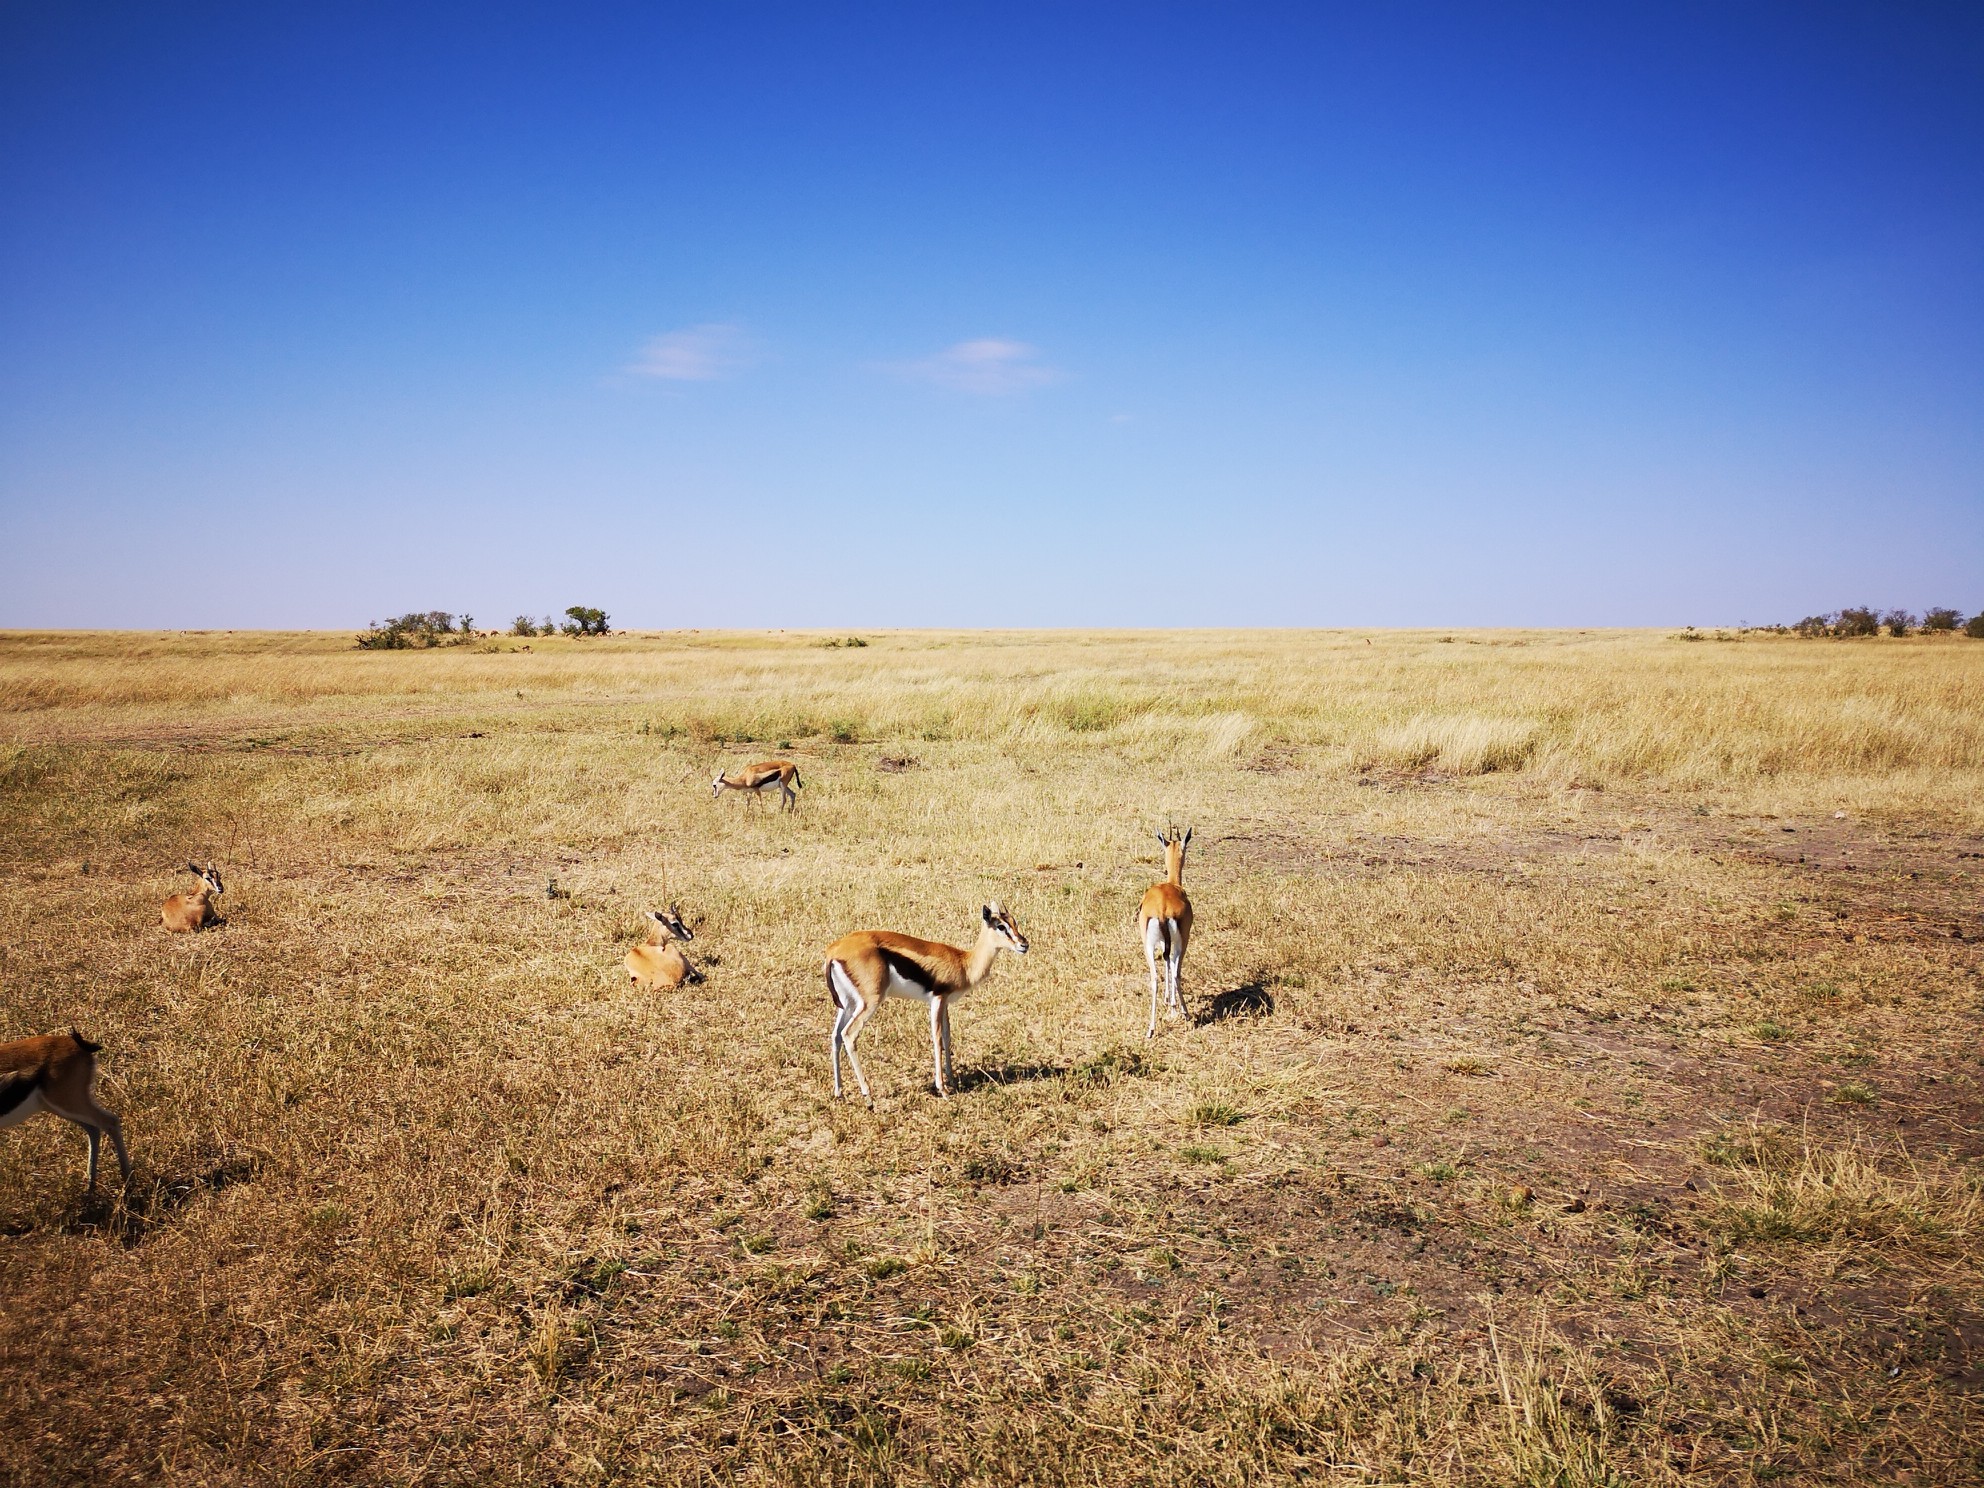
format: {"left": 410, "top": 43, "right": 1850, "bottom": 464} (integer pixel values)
{"left": 2, "top": 2, "right": 1979, "bottom": 628}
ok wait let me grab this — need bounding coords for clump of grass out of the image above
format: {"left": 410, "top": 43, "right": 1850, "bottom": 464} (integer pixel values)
{"left": 864, "top": 1257, "right": 908, "bottom": 1280}
{"left": 1754, "top": 1019, "right": 1791, "bottom": 1042}
{"left": 1378, "top": 714, "right": 1538, "bottom": 775}
{"left": 1185, "top": 1100, "right": 1244, "bottom": 1128}
{"left": 1442, "top": 1055, "right": 1493, "bottom": 1076}
{"left": 1710, "top": 1141, "right": 1980, "bottom": 1250}
{"left": 1178, "top": 1144, "right": 1228, "bottom": 1165}
{"left": 1830, "top": 1081, "right": 1877, "bottom": 1105}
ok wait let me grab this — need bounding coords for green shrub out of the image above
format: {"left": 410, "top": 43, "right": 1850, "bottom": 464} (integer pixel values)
{"left": 561, "top": 606, "right": 610, "bottom": 637}
{"left": 1922, "top": 607, "right": 1962, "bottom": 632}
{"left": 357, "top": 611, "right": 469, "bottom": 649}
{"left": 1967, "top": 613, "right": 1984, "bottom": 640}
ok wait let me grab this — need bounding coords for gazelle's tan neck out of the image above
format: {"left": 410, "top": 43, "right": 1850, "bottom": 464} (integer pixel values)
{"left": 1165, "top": 846, "right": 1185, "bottom": 887}
{"left": 964, "top": 924, "right": 1006, "bottom": 985}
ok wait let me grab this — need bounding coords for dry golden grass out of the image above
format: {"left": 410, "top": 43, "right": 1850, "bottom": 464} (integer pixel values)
{"left": 1, "top": 627, "right": 1981, "bottom": 1485}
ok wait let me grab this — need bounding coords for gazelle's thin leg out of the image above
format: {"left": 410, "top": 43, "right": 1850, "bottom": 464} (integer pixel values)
{"left": 1168, "top": 932, "right": 1186, "bottom": 1017}
{"left": 101, "top": 1112, "right": 130, "bottom": 1183}
{"left": 840, "top": 1000, "right": 877, "bottom": 1102}
{"left": 1144, "top": 919, "right": 1163, "bottom": 1039}
{"left": 82, "top": 1122, "right": 101, "bottom": 1191}
{"left": 928, "top": 995, "right": 949, "bottom": 1097}
{"left": 939, "top": 1002, "right": 955, "bottom": 1088}
{"left": 830, "top": 1001, "right": 852, "bottom": 1099}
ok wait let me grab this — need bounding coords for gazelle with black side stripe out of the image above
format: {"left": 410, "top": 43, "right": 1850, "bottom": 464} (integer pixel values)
{"left": 823, "top": 904, "right": 1029, "bottom": 1100}
{"left": 1138, "top": 826, "right": 1194, "bottom": 1037}
{"left": 1, "top": 1029, "right": 131, "bottom": 1192}
{"left": 711, "top": 760, "right": 802, "bottom": 811}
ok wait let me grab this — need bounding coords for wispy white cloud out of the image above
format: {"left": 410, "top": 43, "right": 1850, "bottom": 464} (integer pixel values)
{"left": 899, "top": 338, "right": 1063, "bottom": 395}
{"left": 626, "top": 323, "right": 755, "bottom": 381}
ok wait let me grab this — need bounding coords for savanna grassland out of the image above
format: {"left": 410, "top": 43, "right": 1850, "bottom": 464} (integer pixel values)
{"left": 2, "top": 628, "right": 1981, "bottom": 1487}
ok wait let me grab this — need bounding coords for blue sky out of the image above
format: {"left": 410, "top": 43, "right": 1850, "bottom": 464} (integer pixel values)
{"left": 2, "top": 2, "right": 1979, "bottom": 628}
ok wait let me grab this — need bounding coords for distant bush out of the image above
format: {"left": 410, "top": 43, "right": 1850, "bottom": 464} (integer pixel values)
{"left": 1834, "top": 607, "right": 1880, "bottom": 637}
{"left": 820, "top": 636, "right": 869, "bottom": 648}
{"left": 561, "top": 606, "right": 610, "bottom": 637}
{"left": 510, "top": 615, "right": 541, "bottom": 637}
{"left": 1787, "top": 605, "right": 1978, "bottom": 638}
{"left": 1968, "top": 613, "right": 1984, "bottom": 640}
{"left": 357, "top": 611, "right": 472, "bottom": 649}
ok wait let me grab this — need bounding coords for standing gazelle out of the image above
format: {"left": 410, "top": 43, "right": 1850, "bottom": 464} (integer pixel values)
{"left": 162, "top": 863, "right": 225, "bottom": 933}
{"left": 824, "top": 904, "right": 1029, "bottom": 1101}
{"left": 624, "top": 906, "right": 702, "bottom": 991}
{"left": 712, "top": 760, "right": 802, "bottom": 811}
{"left": 1138, "top": 827, "right": 1194, "bottom": 1038}
{"left": 1, "top": 1030, "right": 132, "bottom": 1192}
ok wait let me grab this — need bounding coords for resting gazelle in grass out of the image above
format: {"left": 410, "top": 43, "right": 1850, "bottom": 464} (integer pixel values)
{"left": 624, "top": 906, "right": 701, "bottom": 991}
{"left": 711, "top": 760, "right": 802, "bottom": 811}
{"left": 1138, "top": 827, "right": 1194, "bottom": 1038}
{"left": 1, "top": 1030, "right": 131, "bottom": 1192}
{"left": 825, "top": 904, "right": 1029, "bottom": 1101}
{"left": 162, "top": 863, "right": 225, "bottom": 933}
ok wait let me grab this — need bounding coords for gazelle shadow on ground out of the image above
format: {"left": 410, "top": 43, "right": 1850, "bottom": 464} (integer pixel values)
{"left": 1198, "top": 982, "right": 1275, "bottom": 1025}
{"left": 58, "top": 1153, "right": 261, "bottom": 1246}
{"left": 949, "top": 1061, "right": 1070, "bottom": 1094}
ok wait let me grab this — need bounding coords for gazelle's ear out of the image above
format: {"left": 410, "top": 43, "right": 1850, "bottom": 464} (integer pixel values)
{"left": 1154, "top": 831, "right": 1167, "bottom": 849}
{"left": 186, "top": 862, "right": 201, "bottom": 875}
{"left": 1183, "top": 827, "right": 1193, "bottom": 846}
{"left": 982, "top": 904, "right": 994, "bottom": 925}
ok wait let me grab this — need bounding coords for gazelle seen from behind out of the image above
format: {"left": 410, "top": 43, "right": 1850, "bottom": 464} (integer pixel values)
{"left": 1, "top": 1030, "right": 132, "bottom": 1192}
{"left": 711, "top": 760, "right": 802, "bottom": 811}
{"left": 825, "top": 903, "right": 1029, "bottom": 1101}
{"left": 162, "top": 863, "right": 225, "bottom": 933}
{"left": 1138, "top": 826, "right": 1194, "bottom": 1038}
{"left": 624, "top": 906, "right": 701, "bottom": 991}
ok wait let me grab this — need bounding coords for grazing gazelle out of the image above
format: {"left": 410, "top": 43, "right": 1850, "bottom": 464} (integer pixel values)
{"left": 161, "top": 863, "right": 225, "bottom": 933}
{"left": 711, "top": 760, "right": 802, "bottom": 811}
{"left": 824, "top": 903, "right": 1029, "bottom": 1101}
{"left": 1138, "top": 827, "right": 1194, "bottom": 1038}
{"left": 624, "top": 906, "right": 701, "bottom": 990}
{"left": 1, "top": 1030, "right": 132, "bottom": 1192}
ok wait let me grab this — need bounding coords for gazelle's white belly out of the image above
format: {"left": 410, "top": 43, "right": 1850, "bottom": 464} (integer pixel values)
{"left": 0, "top": 1088, "right": 48, "bottom": 1130}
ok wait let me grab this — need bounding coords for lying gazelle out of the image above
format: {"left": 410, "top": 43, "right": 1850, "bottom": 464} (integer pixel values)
{"left": 1, "top": 1029, "right": 132, "bottom": 1192}
{"left": 1138, "top": 826, "right": 1194, "bottom": 1038}
{"left": 711, "top": 760, "right": 802, "bottom": 812}
{"left": 162, "top": 863, "right": 225, "bottom": 933}
{"left": 825, "top": 903, "right": 1029, "bottom": 1101}
{"left": 624, "top": 905, "right": 702, "bottom": 991}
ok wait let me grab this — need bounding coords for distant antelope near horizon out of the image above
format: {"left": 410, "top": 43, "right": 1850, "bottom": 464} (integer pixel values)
{"left": 1, "top": 1030, "right": 131, "bottom": 1192}
{"left": 824, "top": 903, "right": 1029, "bottom": 1101}
{"left": 1138, "top": 827, "right": 1194, "bottom": 1038}
{"left": 162, "top": 863, "right": 225, "bottom": 932}
{"left": 624, "top": 906, "right": 702, "bottom": 991}
{"left": 712, "top": 760, "right": 802, "bottom": 811}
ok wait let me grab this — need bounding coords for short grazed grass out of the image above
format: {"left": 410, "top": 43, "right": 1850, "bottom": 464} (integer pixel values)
{"left": 1, "top": 627, "right": 1981, "bottom": 1486}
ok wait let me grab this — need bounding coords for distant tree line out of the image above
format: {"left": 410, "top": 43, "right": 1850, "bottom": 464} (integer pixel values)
{"left": 511, "top": 606, "right": 610, "bottom": 638}
{"left": 1774, "top": 606, "right": 1984, "bottom": 639}
{"left": 356, "top": 606, "right": 610, "bottom": 649}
